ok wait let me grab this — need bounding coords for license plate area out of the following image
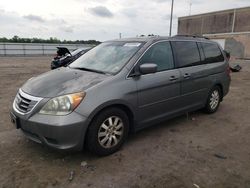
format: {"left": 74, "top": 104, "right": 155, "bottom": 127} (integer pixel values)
{"left": 10, "top": 112, "right": 20, "bottom": 129}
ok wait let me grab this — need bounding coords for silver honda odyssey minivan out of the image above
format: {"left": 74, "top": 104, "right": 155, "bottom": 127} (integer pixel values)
{"left": 10, "top": 36, "right": 231, "bottom": 156}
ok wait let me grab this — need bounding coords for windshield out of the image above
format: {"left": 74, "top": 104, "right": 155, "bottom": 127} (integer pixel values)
{"left": 71, "top": 48, "right": 85, "bottom": 56}
{"left": 69, "top": 41, "right": 143, "bottom": 74}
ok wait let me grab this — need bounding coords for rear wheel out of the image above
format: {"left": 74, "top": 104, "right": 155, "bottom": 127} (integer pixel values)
{"left": 86, "top": 108, "right": 129, "bottom": 156}
{"left": 204, "top": 86, "right": 221, "bottom": 113}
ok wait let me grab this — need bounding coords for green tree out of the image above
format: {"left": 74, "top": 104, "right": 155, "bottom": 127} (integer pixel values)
{"left": 0, "top": 36, "right": 101, "bottom": 44}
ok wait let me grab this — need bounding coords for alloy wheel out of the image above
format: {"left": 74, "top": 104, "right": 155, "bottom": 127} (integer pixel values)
{"left": 98, "top": 116, "right": 124, "bottom": 148}
{"left": 209, "top": 90, "right": 220, "bottom": 110}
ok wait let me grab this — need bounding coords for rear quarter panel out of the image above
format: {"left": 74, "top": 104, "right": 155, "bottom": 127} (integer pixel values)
{"left": 205, "top": 61, "right": 230, "bottom": 98}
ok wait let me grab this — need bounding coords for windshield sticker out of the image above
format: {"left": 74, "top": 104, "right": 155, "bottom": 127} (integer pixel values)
{"left": 124, "top": 43, "right": 141, "bottom": 47}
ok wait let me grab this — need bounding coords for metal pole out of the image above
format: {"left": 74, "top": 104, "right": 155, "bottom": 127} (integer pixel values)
{"left": 189, "top": 1, "right": 192, "bottom": 16}
{"left": 232, "top": 9, "right": 236, "bottom": 33}
{"left": 42, "top": 44, "right": 45, "bottom": 55}
{"left": 23, "top": 44, "right": 26, "bottom": 56}
{"left": 201, "top": 17, "right": 204, "bottom": 35}
{"left": 3, "top": 43, "right": 6, "bottom": 56}
{"left": 169, "top": 0, "right": 174, "bottom": 36}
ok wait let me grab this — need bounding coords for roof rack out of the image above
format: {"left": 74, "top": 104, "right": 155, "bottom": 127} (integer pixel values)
{"left": 172, "top": 35, "right": 209, "bottom": 40}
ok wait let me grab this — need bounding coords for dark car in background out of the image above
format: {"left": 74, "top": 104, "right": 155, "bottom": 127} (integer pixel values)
{"left": 51, "top": 47, "right": 90, "bottom": 69}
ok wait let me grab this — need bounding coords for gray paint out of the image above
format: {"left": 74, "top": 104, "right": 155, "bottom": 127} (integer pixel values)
{"left": 11, "top": 36, "right": 231, "bottom": 151}
{"left": 22, "top": 67, "right": 109, "bottom": 98}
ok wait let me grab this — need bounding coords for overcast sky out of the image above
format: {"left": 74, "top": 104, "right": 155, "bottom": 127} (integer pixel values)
{"left": 0, "top": 0, "right": 250, "bottom": 41}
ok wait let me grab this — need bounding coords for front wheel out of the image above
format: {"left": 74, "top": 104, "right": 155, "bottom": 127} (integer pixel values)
{"left": 86, "top": 108, "right": 129, "bottom": 156}
{"left": 204, "top": 86, "right": 222, "bottom": 113}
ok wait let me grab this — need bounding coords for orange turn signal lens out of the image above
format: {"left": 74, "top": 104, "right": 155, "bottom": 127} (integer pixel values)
{"left": 69, "top": 92, "right": 86, "bottom": 110}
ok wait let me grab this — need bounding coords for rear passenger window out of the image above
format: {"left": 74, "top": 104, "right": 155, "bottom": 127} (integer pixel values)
{"left": 138, "top": 41, "right": 174, "bottom": 71}
{"left": 202, "top": 43, "right": 224, "bottom": 63}
{"left": 172, "top": 41, "right": 201, "bottom": 68}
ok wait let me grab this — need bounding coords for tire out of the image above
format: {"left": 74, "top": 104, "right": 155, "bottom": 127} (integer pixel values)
{"left": 86, "top": 107, "right": 129, "bottom": 156}
{"left": 204, "top": 86, "right": 222, "bottom": 114}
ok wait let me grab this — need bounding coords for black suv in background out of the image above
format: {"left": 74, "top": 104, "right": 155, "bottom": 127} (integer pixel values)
{"left": 51, "top": 47, "right": 90, "bottom": 69}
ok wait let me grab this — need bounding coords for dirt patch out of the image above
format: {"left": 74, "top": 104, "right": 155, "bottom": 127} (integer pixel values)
{"left": 0, "top": 57, "right": 250, "bottom": 188}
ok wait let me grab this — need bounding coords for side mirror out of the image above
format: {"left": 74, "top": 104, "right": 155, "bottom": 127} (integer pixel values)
{"left": 139, "top": 63, "right": 157, "bottom": 75}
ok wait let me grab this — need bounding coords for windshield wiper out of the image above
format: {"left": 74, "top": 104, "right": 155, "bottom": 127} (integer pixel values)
{"left": 70, "top": 66, "right": 110, "bottom": 75}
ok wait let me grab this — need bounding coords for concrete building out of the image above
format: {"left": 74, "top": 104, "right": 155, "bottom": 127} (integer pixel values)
{"left": 178, "top": 7, "right": 250, "bottom": 59}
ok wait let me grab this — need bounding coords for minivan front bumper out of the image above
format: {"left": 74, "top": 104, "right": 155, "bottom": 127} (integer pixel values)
{"left": 11, "top": 109, "right": 90, "bottom": 151}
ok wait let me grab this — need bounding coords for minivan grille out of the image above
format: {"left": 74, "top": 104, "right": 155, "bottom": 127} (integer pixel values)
{"left": 14, "top": 89, "right": 42, "bottom": 114}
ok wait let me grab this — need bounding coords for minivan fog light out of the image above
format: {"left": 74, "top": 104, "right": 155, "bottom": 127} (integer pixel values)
{"left": 39, "top": 92, "right": 85, "bottom": 115}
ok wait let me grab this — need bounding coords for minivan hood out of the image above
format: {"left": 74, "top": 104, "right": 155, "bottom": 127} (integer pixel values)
{"left": 22, "top": 67, "right": 109, "bottom": 98}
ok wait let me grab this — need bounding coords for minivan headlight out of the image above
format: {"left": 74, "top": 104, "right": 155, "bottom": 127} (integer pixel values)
{"left": 39, "top": 92, "right": 85, "bottom": 115}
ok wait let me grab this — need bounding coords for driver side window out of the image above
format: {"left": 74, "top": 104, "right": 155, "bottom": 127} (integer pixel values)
{"left": 138, "top": 41, "right": 174, "bottom": 72}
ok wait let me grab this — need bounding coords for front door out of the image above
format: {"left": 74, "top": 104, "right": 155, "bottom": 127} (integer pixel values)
{"left": 133, "top": 41, "right": 181, "bottom": 127}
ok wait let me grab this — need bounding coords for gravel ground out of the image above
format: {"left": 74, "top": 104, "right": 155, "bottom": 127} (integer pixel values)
{"left": 0, "top": 57, "right": 250, "bottom": 188}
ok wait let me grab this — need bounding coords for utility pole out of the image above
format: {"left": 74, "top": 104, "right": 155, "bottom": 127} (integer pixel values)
{"left": 189, "top": 0, "right": 192, "bottom": 15}
{"left": 169, "top": 0, "right": 174, "bottom": 36}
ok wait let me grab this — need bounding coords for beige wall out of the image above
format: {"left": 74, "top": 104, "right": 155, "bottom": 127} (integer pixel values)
{"left": 207, "top": 33, "right": 250, "bottom": 59}
{"left": 178, "top": 7, "right": 250, "bottom": 59}
{"left": 178, "top": 7, "right": 250, "bottom": 35}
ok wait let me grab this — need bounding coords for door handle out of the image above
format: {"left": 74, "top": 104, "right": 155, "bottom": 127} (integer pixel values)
{"left": 183, "top": 73, "right": 191, "bottom": 79}
{"left": 169, "top": 76, "right": 178, "bottom": 81}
